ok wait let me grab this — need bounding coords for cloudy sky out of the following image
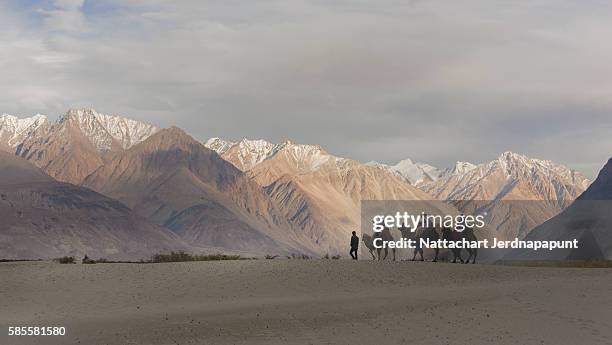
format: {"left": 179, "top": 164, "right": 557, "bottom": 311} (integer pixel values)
{"left": 1, "top": 0, "right": 612, "bottom": 177}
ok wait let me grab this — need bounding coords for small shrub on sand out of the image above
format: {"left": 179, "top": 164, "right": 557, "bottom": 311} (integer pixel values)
{"left": 265, "top": 254, "right": 279, "bottom": 260}
{"left": 82, "top": 255, "right": 96, "bottom": 264}
{"left": 150, "top": 252, "right": 241, "bottom": 263}
{"left": 331, "top": 254, "right": 341, "bottom": 260}
{"left": 54, "top": 256, "right": 75, "bottom": 264}
{"left": 288, "top": 253, "right": 312, "bottom": 260}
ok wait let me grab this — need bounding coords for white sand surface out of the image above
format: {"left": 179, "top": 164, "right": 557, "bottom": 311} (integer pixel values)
{"left": 1, "top": 260, "right": 612, "bottom": 345}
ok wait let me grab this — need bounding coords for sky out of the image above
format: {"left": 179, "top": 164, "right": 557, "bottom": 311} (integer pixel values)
{"left": 1, "top": 0, "right": 612, "bottom": 178}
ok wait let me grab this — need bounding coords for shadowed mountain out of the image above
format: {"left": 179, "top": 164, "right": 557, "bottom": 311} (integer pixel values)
{"left": 83, "top": 128, "right": 315, "bottom": 255}
{"left": 0, "top": 151, "right": 189, "bottom": 260}
{"left": 504, "top": 157, "right": 612, "bottom": 260}
{"left": 0, "top": 151, "right": 53, "bottom": 184}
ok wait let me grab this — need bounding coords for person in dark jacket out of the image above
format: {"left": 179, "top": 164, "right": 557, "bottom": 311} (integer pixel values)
{"left": 350, "top": 231, "right": 359, "bottom": 260}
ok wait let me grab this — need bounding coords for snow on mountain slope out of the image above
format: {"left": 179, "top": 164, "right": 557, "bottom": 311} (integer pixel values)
{"left": 367, "top": 159, "right": 443, "bottom": 185}
{"left": 61, "top": 108, "right": 158, "bottom": 152}
{"left": 15, "top": 108, "right": 158, "bottom": 184}
{"left": 420, "top": 151, "right": 591, "bottom": 240}
{"left": 442, "top": 161, "right": 477, "bottom": 177}
{"left": 204, "top": 137, "right": 236, "bottom": 155}
{"left": 3, "top": 108, "right": 157, "bottom": 153}
{"left": 422, "top": 152, "right": 590, "bottom": 202}
{"left": 225, "top": 139, "right": 284, "bottom": 171}
{"left": 205, "top": 137, "right": 332, "bottom": 172}
{"left": 271, "top": 141, "right": 333, "bottom": 172}
{"left": 0, "top": 114, "right": 48, "bottom": 150}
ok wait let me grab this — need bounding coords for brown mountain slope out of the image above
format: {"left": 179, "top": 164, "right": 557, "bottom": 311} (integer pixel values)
{"left": 238, "top": 141, "right": 442, "bottom": 254}
{"left": 0, "top": 152, "right": 189, "bottom": 260}
{"left": 16, "top": 114, "right": 108, "bottom": 184}
{"left": 420, "top": 152, "right": 590, "bottom": 240}
{"left": 15, "top": 108, "right": 158, "bottom": 185}
{"left": 82, "top": 128, "right": 316, "bottom": 255}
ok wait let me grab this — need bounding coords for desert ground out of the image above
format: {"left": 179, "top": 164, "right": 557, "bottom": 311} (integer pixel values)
{"left": 1, "top": 260, "right": 612, "bottom": 345}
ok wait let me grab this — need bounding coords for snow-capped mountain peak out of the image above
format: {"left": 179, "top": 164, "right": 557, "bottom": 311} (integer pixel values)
{"left": 205, "top": 137, "right": 333, "bottom": 172}
{"left": 60, "top": 108, "right": 158, "bottom": 151}
{"left": 277, "top": 141, "right": 331, "bottom": 171}
{"left": 447, "top": 161, "right": 477, "bottom": 176}
{"left": 11, "top": 107, "right": 159, "bottom": 184}
{"left": 422, "top": 151, "right": 590, "bottom": 202}
{"left": 204, "top": 137, "right": 236, "bottom": 155}
{"left": 231, "top": 138, "right": 282, "bottom": 170}
{"left": 419, "top": 151, "right": 592, "bottom": 241}
{"left": 0, "top": 113, "right": 49, "bottom": 148}
{"left": 237, "top": 138, "right": 277, "bottom": 152}
{"left": 493, "top": 151, "right": 591, "bottom": 190}
{"left": 367, "top": 158, "right": 442, "bottom": 185}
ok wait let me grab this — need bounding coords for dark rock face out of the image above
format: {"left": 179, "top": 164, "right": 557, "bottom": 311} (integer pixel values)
{"left": 505, "top": 157, "right": 612, "bottom": 261}
{"left": 578, "top": 158, "right": 612, "bottom": 201}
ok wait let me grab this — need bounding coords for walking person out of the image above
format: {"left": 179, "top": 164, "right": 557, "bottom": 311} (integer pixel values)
{"left": 350, "top": 231, "right": 359, "bottom": 260}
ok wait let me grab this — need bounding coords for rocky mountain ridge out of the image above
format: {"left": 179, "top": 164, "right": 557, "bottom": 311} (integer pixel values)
{"left": 0, "top": 113, "right": 48, "bottom": 150}
{"left": 10, "top": 108, "right": 158, "bottom": 184}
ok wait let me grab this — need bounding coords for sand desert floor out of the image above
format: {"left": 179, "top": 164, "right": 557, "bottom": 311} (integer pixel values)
{"left": 1, "top": 260, "right": 612, "bottom": 345}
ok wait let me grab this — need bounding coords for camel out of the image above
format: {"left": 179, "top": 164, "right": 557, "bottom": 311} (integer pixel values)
{"left": 441, "top": 227, "right": 478, "bottom": 264}
{"left": 398, "top": 225, "right": 440, "bottom": 262}
{"left": 361, "top": 234, "right": 377, "bottom": 260}
{"left": 373, "top": 227, "right": 396, "bottom": 261}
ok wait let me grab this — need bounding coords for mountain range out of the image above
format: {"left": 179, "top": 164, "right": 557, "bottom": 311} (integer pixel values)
{"left": 0, "top": 108, "right": 603, "bottom": 260}
{"left": 82, "top": 127, "right": 315, "bottom": 255}
{"left": 205, "top": 137, "right": 592, "bottom": 254}
{"left": 418, "top": 152, "right": 590, "bottom": 240}
{"left": 9, "top": 108, "right": 158, "bottom": 184}
{"left": 205, "top": 137, "right": 437, "bottom": 253}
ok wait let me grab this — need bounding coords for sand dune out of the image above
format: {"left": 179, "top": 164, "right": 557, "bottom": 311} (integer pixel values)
{"left": 1, "top": 260, "right": 612, "bottom": 345}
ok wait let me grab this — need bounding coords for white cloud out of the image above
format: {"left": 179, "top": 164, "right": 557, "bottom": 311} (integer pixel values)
{"left": 41, "top": 0, "right": 85, "bottom": 32}
{"left": 54, "top": 0, "right": 85, "bottom": 10}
